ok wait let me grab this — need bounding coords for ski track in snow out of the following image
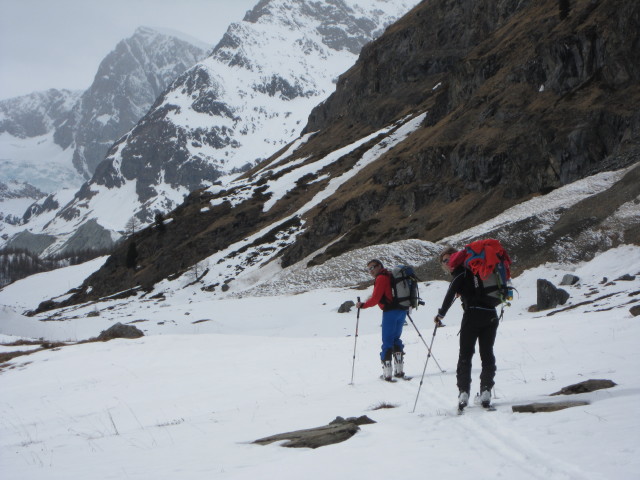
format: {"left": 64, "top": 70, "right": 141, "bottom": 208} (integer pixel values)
{"left": 424, "top": 387, "right": 599, "bottom": 480}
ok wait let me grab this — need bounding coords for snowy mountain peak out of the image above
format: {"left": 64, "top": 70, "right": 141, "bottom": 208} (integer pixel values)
{"left": 0, "top": 26, "right": 211, "bottom": 251}
{"left": 56, "top": 26, "right": 209, "bottom": 178}
{"left": 0, "top": 26, "right": 208, "bottom": 196}
{"left": 240, "top": 0, "right": 410, "bottom": 54}
{"left": 135, "top": 26, "right": 211, "bottom": 52}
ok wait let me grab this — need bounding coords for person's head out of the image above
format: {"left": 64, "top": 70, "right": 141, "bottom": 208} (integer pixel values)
{"left": 367, "top": 259, "right": 384, "bottom": 277}
{"left": 439, "top": 247, "right": 457, "bottom": 273}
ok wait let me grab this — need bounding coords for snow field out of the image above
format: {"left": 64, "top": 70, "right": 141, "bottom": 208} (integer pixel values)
{"left": 0, "top": 246, "right": 639, "bottom": 479}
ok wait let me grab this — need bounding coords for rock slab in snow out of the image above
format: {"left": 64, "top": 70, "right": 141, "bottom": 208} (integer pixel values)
{"left": 96, "top": 322, "right": 144, "bottom": 341}
{"left": 253, "top": 415, "right": 375, "bottom": 449}
{"left": 338, "top": 300, "right": 355, "bottom": 313}
{"left": 559, "top": 274, "right": 580, "bottom": 286}
{"left": 512, "top": 401, "right": 590, "bottom": 413}
{"left": 537, "top": 279, "right": 570, "bottom": 310}
{"left": 550, "top": 379, "right": 617, "bottom": 396}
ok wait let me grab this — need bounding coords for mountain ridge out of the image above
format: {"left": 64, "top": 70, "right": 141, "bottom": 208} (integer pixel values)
{"left": 8, "top": 0, "right": 419, "bottom": 257}
{"left": 41, "top": 0, "right": 640, "bottom": 309}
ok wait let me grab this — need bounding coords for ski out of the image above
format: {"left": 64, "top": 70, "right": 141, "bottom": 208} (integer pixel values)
{"left": 456, "top": 404, "right": 496, "bottom": 415}
{"left": 379, "top": 374, "right": 413, "bottom": 382}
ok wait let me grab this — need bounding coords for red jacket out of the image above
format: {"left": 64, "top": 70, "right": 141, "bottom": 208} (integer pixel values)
{"left": 362, "top": 269, "right": 393, "bottom": 310}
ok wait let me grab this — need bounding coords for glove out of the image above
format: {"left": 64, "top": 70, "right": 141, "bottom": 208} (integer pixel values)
{"left": 434, "top": 314, "right": 444, "bottom": 327}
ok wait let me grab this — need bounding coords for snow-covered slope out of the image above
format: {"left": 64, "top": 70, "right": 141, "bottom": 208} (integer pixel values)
{"left": 18, "top": 0, "right": 419, "bottom": 255}
{"left": 0, "top": 91, "right": 84, "bottom": 192}
{"left": 0, "top": 246, "right": 638, "bottom": 479}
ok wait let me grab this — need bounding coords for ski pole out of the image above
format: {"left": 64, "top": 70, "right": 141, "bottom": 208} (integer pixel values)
{"left": 406, "top": 313, "right": 446, "bottom": 373}
{"left": 411, "top": 321, "right": 443, "bottom": 413}
{"left": 349, "top": 297, "right": 361, "bottom": 385}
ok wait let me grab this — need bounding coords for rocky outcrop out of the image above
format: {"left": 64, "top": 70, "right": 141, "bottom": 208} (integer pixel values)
{"left": 537, "top": 279, "right": 570, "bottom": 310}
{"left": 96, "top": 322, "right": 144, "bottom": 341}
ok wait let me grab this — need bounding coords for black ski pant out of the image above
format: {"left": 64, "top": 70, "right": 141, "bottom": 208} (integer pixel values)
{"left": 456, "top": 307, "right": 499, "bottom": 394}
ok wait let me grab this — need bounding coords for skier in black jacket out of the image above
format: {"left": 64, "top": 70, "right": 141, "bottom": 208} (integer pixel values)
{"left": 434, "top": 247, "right": 499, "bottom": 411}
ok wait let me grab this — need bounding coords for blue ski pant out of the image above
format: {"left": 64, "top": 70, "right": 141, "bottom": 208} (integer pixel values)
{"left": 380, "top": 309, "right": 407, "bottom": 361}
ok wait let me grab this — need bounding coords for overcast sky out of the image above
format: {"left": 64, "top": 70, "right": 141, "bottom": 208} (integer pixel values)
{"left": 0, "top": 0, "right": 258, "bottom": 100}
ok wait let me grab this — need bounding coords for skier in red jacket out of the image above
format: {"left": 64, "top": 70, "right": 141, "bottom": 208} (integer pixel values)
{"left": 356, "top": 259, "right": 407, "bottom": 381}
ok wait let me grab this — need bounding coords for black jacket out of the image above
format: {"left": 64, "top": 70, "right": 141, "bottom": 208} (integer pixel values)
{"left": 437, "top": 266, "right": 497, "bottom": 318}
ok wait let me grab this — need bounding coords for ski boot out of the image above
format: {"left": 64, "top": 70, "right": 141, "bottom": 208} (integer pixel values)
{"left": 457, "top": 391, "right": 469, "bottom": 413}
{"left": 393, "top": 351, "right": 405, "bottom": 379}
{"left": 479, "top": 390, "right": 492, "bottom": 409}
{"left": 381, "top": 360, "right": 393, "bottom": 382}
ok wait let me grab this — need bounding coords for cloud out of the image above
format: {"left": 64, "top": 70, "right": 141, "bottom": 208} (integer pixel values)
{"left": 0, "top": 0, "right": 256, "bottom": 99}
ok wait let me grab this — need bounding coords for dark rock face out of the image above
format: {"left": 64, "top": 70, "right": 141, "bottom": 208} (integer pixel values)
{"left": 277, "top": 0, "right": 640, "bottom": 267}
{"left": 22, "top": 193, "right": 59, "bottom": 223}
{"left": 537, "top": 279, "right": 570, "bottom": 310}
{"left": 91, "top": 87, "right": 231, "bottom": 207}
